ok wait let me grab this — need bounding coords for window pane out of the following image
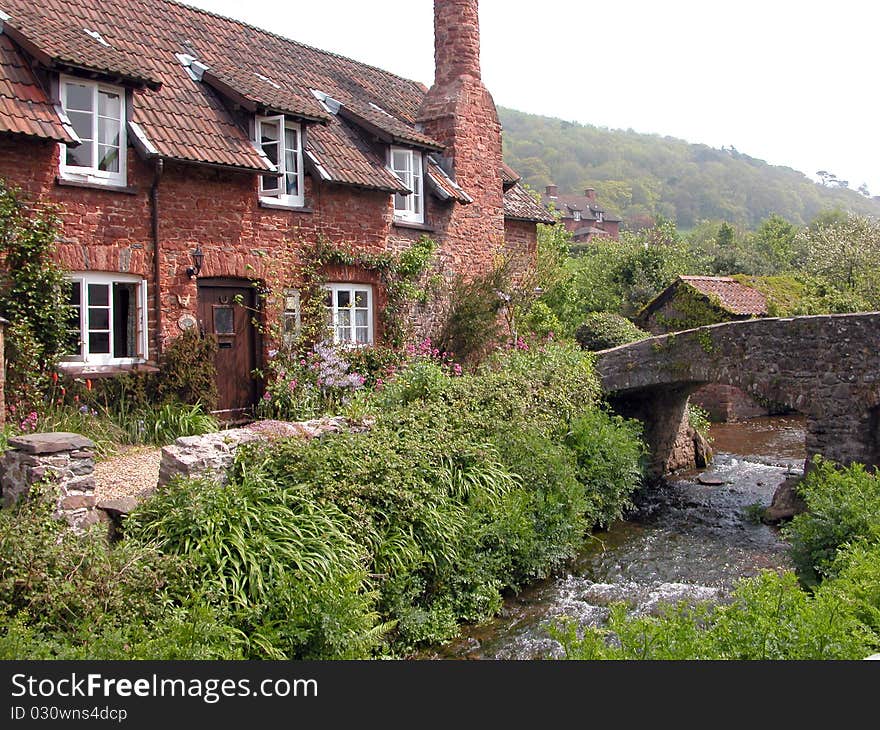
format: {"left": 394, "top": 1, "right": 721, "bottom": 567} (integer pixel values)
{"left": 67, "top": 110, "right": 93, "bottom": 141}
{"left": 67, "top": 281, "right": 81, "bottom": 307}
{"left": 214, "top": 306, "right": 235, "bottom": 335}
{"left": 66, "top": 141, "right": 93, "bottom": 168}
{"left": 260, "top": 121, "right": 279, "bottom": 143}
{"left": 88, "top": 283, "right": 110, "bottom": 306}
{"left": 98, "top": 117, "right": 120, "bottom": 146}
{"left": 355, "top": 309, "right": 367, "bottom": 327}
{"left": 337, "top": 308, "right": 351, "bottom": 327}
{"left": 65, "top": 83, "right": 92, "bottom": 112}
{"left": 284, "top": 170, "right": 299, "bottom": 197}
{"left": 88, "top": 308, "right": 110, "bottom": 330}
{"left": 394, "top": 192, "right": 407, "bottom": 210}
{"left": 89, "top": 332, "right": 110, "bottom": 354}
{"left": 336, "top": 326, "right": 348, "bottom": 343}
{"left": 98, "top": 90, "right": 121, "bottom": 119}
{"left": 284, "top": 126, "right": 298, "bottom": 152}
{"left": 336, "top": 290, "right": 350, "bottom": 308}
{"left": 354, "top": 290, "right": 368, "bottom": 307}
{"left": 355, "top": 327, "right": 368, "bottom": 344}
{"left": 98, "top": 145, "right": 120, "bottom": 173}
{"left": 261, "top": 174, "right": 280, "bottom": 193}
{"left": 392, "top": 149, "right": 409, "bottom": 171}
{"left": 113, "top": 282, "right": 138, "bottom": 358}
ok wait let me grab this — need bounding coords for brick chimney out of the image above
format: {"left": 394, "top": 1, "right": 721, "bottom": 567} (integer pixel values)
{"left": 418, "top": 0, "right": 503, "bottom": 277}
{"left": 433, "top": 0, "right": 481, "bottom": 86}
{"left": 584, "top": 187, "right": 596, "bottom": 202}
{"left": 546, "top": 184, "right": 558, "bottom": 199}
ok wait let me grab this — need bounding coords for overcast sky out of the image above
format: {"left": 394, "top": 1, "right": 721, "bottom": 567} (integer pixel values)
{"left": 182, "top": 0, "right": 880, "bottom": 195}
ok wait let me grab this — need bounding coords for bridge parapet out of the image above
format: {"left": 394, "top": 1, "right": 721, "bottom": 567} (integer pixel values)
{"left": 594, "top": 312, "right": 880, "bottom": 479}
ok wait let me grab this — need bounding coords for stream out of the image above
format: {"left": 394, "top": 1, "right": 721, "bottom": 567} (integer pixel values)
{"left": 426, "top": 415, "right": 806, "bottom": 659}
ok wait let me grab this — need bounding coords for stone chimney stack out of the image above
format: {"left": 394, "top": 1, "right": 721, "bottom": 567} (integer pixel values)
{"left": 433, "top": 0, "right": 481, "bottom": 87}
{"left": 418, "top": 0, "right": 504, "bottom": 278}
{"left": 546, "top": 184, "right": 558, "bottom": 198}
{"left": 584, "top": 187, "right": 596, "bottom": 202}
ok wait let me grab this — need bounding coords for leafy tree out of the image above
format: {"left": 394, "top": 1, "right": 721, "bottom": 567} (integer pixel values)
{"left": 500, "top": 107, "right": 880, "bottom": 229}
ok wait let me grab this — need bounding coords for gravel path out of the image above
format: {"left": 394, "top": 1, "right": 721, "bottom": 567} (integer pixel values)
{"left": 93, "top": 446, "right": 162, "bottom": 502}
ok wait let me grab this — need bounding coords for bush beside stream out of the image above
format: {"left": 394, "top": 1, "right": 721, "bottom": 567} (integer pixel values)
{"left": 0, "top": 342, "right": 647, "bottom": 659}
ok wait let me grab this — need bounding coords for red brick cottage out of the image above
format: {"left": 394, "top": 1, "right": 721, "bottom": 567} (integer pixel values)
{"left": 0, "top": 0, "right": 551, "bottom": 415}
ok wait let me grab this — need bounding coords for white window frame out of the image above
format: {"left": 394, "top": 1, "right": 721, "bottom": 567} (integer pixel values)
{"left": 58, "top": 76, "right": 127, "bottom": 187}
{"left": 61, "top": 272, "right": 148, "bottom": 366}
{"left": 390, "top": 146, "right": 424, "bottom": 224}
{"left": 324, "top": 283, "right": 374, "bottom": 346}
{"left": 255, "top": 114, "right": 305, "bottom": 208}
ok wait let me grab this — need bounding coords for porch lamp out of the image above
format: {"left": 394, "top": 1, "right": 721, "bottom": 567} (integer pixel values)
{"left": 187, "top": 245, "right": 204, "bottom": 279}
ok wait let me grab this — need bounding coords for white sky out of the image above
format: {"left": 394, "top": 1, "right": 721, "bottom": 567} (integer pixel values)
{"left": 182, "top": 0, "right": 880, "bottom": 195}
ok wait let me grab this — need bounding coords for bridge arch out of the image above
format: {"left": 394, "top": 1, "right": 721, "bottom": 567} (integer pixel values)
{"left": 594, "top": 313, "right": 880, "bottom": 480}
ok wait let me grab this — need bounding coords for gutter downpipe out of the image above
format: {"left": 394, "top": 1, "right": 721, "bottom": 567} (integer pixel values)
{"left": 150, "top": 158, "right": 164, "bottom": 359}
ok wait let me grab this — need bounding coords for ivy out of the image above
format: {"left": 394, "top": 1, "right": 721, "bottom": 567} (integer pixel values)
{"left": 248, "top": 233, "right": 438, "bottom": 354}
{"left": 0, "top": 180, "right": 69, "bottom": 410}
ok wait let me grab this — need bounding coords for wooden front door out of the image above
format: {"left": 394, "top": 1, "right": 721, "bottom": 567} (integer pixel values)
{"left": 197, "top": 280, "right": 259, "bottom": 416}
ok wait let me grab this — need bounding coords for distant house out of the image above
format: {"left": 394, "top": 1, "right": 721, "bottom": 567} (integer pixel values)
{"left": 541, "top": 185, "right": 621, "bottom": 242}
{"left": 637, "top": 276, "right": 772, "bottom": 422}
{"left": 637, "top": 276, "right": 768, "bottom": 335}
{"left": 0, "top": 0, "right": 552, "bottom": 416}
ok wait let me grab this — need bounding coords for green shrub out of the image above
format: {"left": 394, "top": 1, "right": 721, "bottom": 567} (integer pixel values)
{"left": 553, "top": 570, "right": 875, "bottom": 660}
{"left": 154, "top": 328, "right": 219, "bottom": 410}
{"left": 687, "top": 403, "right": 713, "bottom": 442}
{"left": 574, "top": 312, "right": 649, "bottom": 351}
{"left": 0, "top": 495, "right": 240, "bottom": 659}
{"left": 126, "top": 474, "right": 385, "bottom": 659}
{"left": 124, "top": 401, "right": 219, "bottom": 445}
{"left": 436, "top": 265, "right": 508, "bottom": 364}
{"left": 784, "top": 458, "right": 880, "bottom": 585}
{"left": 564, "top": 410, "right": 646, "bottom": 526}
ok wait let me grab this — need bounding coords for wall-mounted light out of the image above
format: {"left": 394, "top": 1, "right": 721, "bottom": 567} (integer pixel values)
{"left": 187, "top": 245, "right": 204, "bottom": 279}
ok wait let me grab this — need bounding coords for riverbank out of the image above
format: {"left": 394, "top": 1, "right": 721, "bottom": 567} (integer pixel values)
{"left": 424, "top": 416, "right": 805, "bottom": 659}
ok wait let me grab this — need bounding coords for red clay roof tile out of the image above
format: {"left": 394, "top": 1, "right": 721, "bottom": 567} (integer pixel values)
{"left": 0, "top": 34, "right": 76, "bottom": 143}
{"left": 679, "top": 276, "right": 768, "bottom": 316}
{"left": 504, "top": 183, "right": 556, "bottom": 223}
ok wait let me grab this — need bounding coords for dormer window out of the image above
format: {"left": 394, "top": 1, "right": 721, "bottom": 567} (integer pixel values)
{"left": 573, "top": 210, "right": 581, "bottom": 221}
{"left": 59, "top": 77, "right": 127, "bottom": 186}
{"left": 390, "top": 146, "right": 423, "bottom": 224}
{"left": 256, "top": 115, "right": 304, "bottom": 207}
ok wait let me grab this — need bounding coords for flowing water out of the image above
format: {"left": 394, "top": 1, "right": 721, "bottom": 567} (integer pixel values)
{"left": 426, "top": 415, "right": 806, "bottom": 659}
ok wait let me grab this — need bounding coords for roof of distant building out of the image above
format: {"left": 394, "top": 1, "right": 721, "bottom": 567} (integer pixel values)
{"left": 677, "top": 276, "right": 768, "bottom": 316}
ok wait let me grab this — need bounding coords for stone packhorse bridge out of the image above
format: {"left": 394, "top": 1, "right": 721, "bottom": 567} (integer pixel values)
{"left": 594, "top": 312, "right": 880, "bottom": 481}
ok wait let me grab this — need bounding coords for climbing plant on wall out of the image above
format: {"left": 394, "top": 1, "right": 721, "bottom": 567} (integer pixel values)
{"left": 0, "top": 180, "right": 69, "bottom": 409}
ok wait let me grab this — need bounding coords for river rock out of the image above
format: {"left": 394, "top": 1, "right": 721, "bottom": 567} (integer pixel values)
{"left": 697, "top": 474, "right": 725, "bottom": 486}
{"left": 763, "top": 475, "right": 806, "bottom": 523}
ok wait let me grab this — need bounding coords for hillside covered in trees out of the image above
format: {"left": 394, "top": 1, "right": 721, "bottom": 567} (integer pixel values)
{"left": 500, "top": 107, "right": 880, "bottom": 230}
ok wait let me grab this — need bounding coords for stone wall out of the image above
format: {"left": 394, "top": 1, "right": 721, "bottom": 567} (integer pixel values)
{"left": 0, "top": 432, "right": 98, "bottom": 530}
{"left": 690, "top": 383, "right": 770, "bottom": 422}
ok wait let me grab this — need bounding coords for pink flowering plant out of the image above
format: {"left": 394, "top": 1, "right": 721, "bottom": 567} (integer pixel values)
{"left": 257, "top": 341, "right": 369, "bottom": 420}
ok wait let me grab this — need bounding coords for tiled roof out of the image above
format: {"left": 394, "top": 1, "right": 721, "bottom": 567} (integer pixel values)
{"left": 200, "top": 59, "right": 330, "bottom": 123}
{"left": 306, "top": 119, "right": 408, "bottom": 193}
{"left": 0, "top": 0, "right": 537, "bottom": 207}
{"left": 679, "top": 276, "right": 768, "bottom": 315}
{"left": 0, "top": 34, "right": 76, "bottom": 142}
{"left": 336, "top": 97, "right": 442, "bottom": 151}
{"left": 425, "top": 156, "right": 472, "bottom": 203}
{"left": 1, "top": 4, "right": 161, "bottom": 89}
{"left": 544, "top": 192, "right": 622, "bottom": 223}
{"left": 0, "top": 0, "right": 440, "bottom": 178}
{"left": 504, "top": 183, "right": 556, "bottom": 223}
{"left": 500, "top": 161, "right": 520, "bottom": 188}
